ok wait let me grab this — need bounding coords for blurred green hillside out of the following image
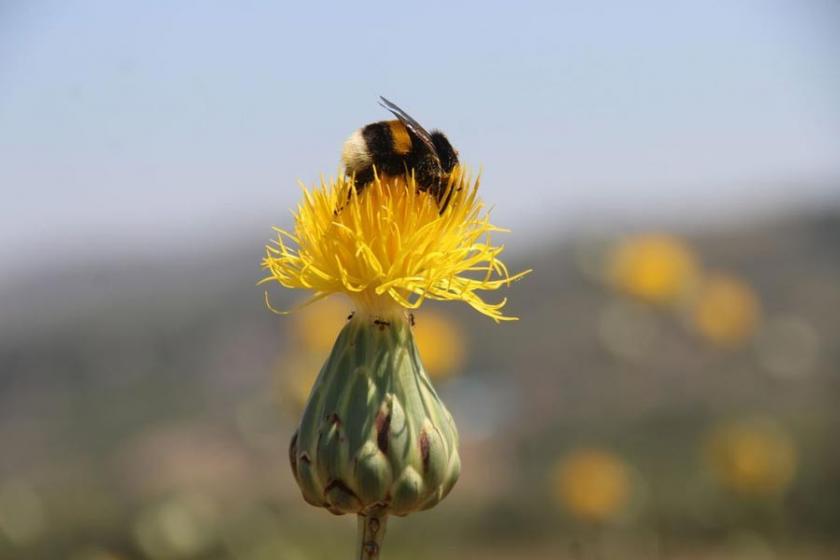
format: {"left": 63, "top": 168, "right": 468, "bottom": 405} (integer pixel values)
{"left": 1, "top": 208, "right": 839, "bottom": 559}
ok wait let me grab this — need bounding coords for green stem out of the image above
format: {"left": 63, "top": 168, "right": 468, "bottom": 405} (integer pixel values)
{"left": 357, "top": 509, "right": 388, "bottom": 559}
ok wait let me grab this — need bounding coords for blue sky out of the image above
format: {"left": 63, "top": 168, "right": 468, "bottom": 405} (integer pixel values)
{"left": 1, "top": 0, "right": 839, "bottom": 272}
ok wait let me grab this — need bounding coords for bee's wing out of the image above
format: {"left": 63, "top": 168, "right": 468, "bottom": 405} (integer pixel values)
{"left": 378, "top": 96, "right": 441, "bottom": 164}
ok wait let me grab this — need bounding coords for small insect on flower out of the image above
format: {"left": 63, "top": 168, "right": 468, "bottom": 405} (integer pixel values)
{"left": 342, "top": 97, "right": 459, "bottom": 210}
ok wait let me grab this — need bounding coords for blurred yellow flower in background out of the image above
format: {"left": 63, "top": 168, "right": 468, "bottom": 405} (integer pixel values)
{"left": 290, "top": 297, "right": 351, "bottom": 355}
{"left": 273, "top": 297, "right": 350, "bottom": 413}
{"left": 551, "top": 448, "right": 631, "bottom": 522}
{"left": 411, "top": 309, "right": 468, "bottom": 381}
{"left": 607, "top": 234, "right": 699, "bottom": 304}
{"left": 706, "top": 418, "right": 797, "bottom": 497}
{"left": 691, "top": 273, "right": 761, "bottom": 346}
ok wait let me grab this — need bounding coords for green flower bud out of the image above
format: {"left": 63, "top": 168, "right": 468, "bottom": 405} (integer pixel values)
{"left": 289, "top": 313, "right": 460, "bottom": 517}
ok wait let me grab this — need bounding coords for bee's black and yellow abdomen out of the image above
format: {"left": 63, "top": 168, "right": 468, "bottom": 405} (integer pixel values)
{"left": 363, "top": 121, "right": 417, "bottom": 181}
{"left": 387, "top": 120, "right": 412, "bottom": 155}
{"left": 343, "top": 120, "right": 420, "bottom": 189}
{"left": 342, "top": 117, "right": 456, "bottom": 207}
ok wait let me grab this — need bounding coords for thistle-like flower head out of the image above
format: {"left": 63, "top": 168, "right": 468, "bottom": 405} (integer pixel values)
{"left": 261, "top": 169, "right": 529, "bottom": 321}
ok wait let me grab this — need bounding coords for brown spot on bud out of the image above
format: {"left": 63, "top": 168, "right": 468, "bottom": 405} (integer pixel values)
{"left": 299, "top": 451, "right": 311, "bottom": 464}
{"left": 324, "top": 478, "right": 356, "bottom": 496}
{"left": 323, "top": 478, "right": 361, "bottom": 514}
{"left": 419, "top": 430, "right": 430, "bottom": 472}
{"left": 289, "top": 432, "right": 299, "bottom": 480}
{"left": 327, "top": 412, "right": 342, "bottom": 427}
{"left": 375, "top": 410, "right": 392, "bottom": 454}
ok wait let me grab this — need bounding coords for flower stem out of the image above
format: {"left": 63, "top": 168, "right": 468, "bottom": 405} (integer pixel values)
{"left": 357, "top": 509, "right": 388, "bottom": 559}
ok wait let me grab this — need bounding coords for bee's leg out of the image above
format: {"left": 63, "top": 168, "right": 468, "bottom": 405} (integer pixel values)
{"left": 414, "top": 165, "right": 438, "bottom": 196}
{"left": 336, "top": 168, "right": 374, "bottom": 214}
{"left": 353, "top": 168, "right": 374, "bottom": 193}
{"left": 436, "top": 176, "right": 453, "bottom": 213}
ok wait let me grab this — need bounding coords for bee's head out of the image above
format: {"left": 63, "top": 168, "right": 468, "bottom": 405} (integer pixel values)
{"left": 431, "top": 131, "right": 459, "bottom": 173}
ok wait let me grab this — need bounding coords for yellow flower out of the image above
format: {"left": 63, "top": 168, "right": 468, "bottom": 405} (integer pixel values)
{"left": 608, "top": 234, "right": 699, "bottom": 304}
{"left": 261, "top": 170, "right": 529, "bottom": 321}
{"left": 551, "top": 449, "right": 631, "bottom": 522}
{"left": 691, "top": 273, "right": 760, "bottom": 346}
{"left": 706, "top": 418, "right": 797, "bottom": 497}
{"left": 412, "top": 308, "right": 467, "bottom": 381}
{"left": 291, "top": 296, "right": 351, "bottom": 355}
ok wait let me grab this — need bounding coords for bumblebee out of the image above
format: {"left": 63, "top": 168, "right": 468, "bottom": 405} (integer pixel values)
{"left": 342, "top": 97, "right": 459, "bottom": 207}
